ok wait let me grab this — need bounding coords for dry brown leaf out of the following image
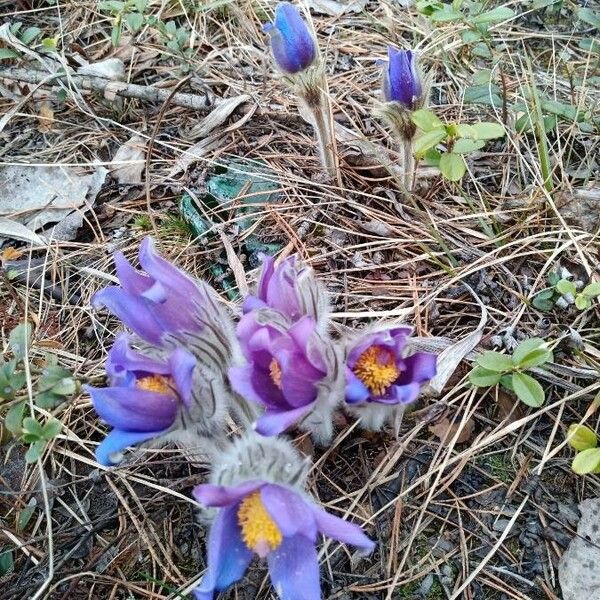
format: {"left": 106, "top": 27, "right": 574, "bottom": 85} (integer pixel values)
{"left": 429, "top": 417, "right": 475, "bottom": 444}
{"left": 110, "top": 135, "right": 147, "bottom": 184}
{"left": 497, "top": 390, "right": 524, "bottom": 424}
{"left": 1, "top": 246, "right": 23, "bottom": 261}
{"left": 37, "top": 103, "right": 54, "bottom": 133}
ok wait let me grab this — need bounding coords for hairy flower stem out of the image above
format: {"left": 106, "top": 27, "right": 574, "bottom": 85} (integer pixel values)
{"left": 402, "top": 139, "right": 415, "bottom": 191}
{"left": 307, "top": 98, "right": 338, "bottom": 182}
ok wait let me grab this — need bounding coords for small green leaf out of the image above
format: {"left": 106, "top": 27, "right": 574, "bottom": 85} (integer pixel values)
{"left": 547, "top": 272, "right": 560, "bottom": 286}
{"left": 579, "top": 38, "right": 600, "bottom": 54}
{"left": 469, "top": 366, "right": 502, "bottom": 387}
{"left": 41, "top": 37, "right": 58, "bottom": 51}
{"left": 575, "top": 295, "right": 590, "bottom": 310}
{"left": 0, "top": 550, "right": 13, "bottom": 577}
{"left": 532, "top": 295, "right": 554, "bottom": 311}
{"left": 413, "top": 128, "right": 447, "bottom": 156}
{"left": 476, "top": 351, "right": 513, "bottom": 372}
{"left": 134, "top": 0, "right": 148, "bottom": 12}
{"left": 578, "top": 8, "right": 600, "bottom": 29}
{"left": 9, "top": 322, "right": 32, "bottom": 360}
{"left": 411, "top": 109, "right": 444, "bottom": 132}
{"left": 472, "top": 7, "right": 515, "bottom": 25}
{"left": 22, "top": 417, "right": 44, "bottom": 438}
{"left": 571, "top": 448, "right": 600, "bottom": 475}
{"left": 25, "top": 440, "right": 45, "bottom": 463}
{"left": 439, "top": 152, "right": 466, "bottom": 181}
{"left": 567, "top": 424, "right": 598, "bottom": 452}
{"left": 452, "top": 138, "right": 486, "bottom": 154}
{"left": 512, "top": 338, "right": 548, "bottom": 365}
{"left": 42, "top": 418, "right": 62, "bottom": 440}
{"left": 5, "top": 401, "right": 26, "bottom": 435}
{"left": 0, "top": 48, "right": 20, "bottom": 60}
{"left": 125, "top": 12, "right": 144, "bottom": 31}
{"left": 515, "top": 114, "right": 533, "bottom": 133}
{"left": 17, "top": 499, "right": 37, "bottom": 531}
{"left": 111, "top": 24, "right": 121, "bottom": 47}
{"left": 20, "top": 26, "right": 41, "bottom": 45}
{"left": 462, "top": 30, "right": 481, "bottom": 43}
{"left": 512, "top": 372, "right": 545, "bottom": 407}
{"left": 556, "top": 278, "right": 576, "bottom": 296}
{"left": 423, "top": 148, "right": 442, "bottom": 166}
{"left": 582, "top": 282, "right": 600, "bottom": 297}
{"left": 499, "top": 374, "right": 514, "bottom": 392}
{"left": 454, "top": 123, "right": 477, "bottom": 138}
{"left": 515, "top": 348, "right": 553, "bottom": 369}
{"left": 429, "top": 6, "right": 463, "bottom": 21}
{"left": 464, "top": 84, "right": 503, "bottom": 108}
{"left": 470, "top": 122, "right": 506, "bottom": 140}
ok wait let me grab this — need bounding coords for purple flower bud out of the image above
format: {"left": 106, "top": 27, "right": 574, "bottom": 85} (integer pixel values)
{"left": 85, "top": 334, "right": 197, "bottom": 465}
{"left": 382, "top": 47, "right": 422, "bottom": 109}
{"left": 345, "top": 327, "right": 436, "bottom": 406}
{"left": 264, "top": 2, "right": 317, "bottom": 75}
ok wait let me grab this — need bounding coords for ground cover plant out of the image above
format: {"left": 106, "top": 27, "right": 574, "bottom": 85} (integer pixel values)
{"left": 0, "top": 0, "right": 599, "bottom": 599}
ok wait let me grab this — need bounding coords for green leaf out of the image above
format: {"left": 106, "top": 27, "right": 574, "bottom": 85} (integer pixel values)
{"left": 453, "top": 138, "right": 486, "bottom": 154}
{"left": 0, "top": 48, "right": 20, "bottom": 60}
{"left": 567, "top": 424, "right": 598, "bottom": 452}
{"left": 5, "top": 401, "right": 26, "bottom": 436}
{"left": 17, "top": 499, "right": 37, "bottom": 531}
{"left": 22, "top": 417, "right": 44, "bottom": 438}
{"left": 439, "top": 152, "right": 466, "bottom": 181}
{"left": 429, "top": 6, "right": 464, "bottom": 21}
{"left": 134, "top": 0, "right": 148, "bottom": 11}
{"left": 469, "top": 366, "right": 502, "bottom": 387}
{"left": 499, "top": 374, "right": 514, "bottom": 392}
{"left": 25, "top": 440, "right": 45, "bottom": 463}
{"left": 413, "top": 128, "right": 447, "bottom": 156}
{"left": 512, "top": 338, "right": 547, "bottom": 365}
{"left": 515, "top": 348, "right": 553, "bottom": 369}
{"left": 476, "top": 351, "right": 513, "bottom": 372}
{"left": 42, "top": 418, "right": 62, "bottom": 440}
{"left": 578, "top": 8, "right": 600, "bottom": 29}
{"left": 532, "top": 294, "right": 554, "bottom": 311}
{"left": 547, "top": 272, "right": 560, "bottom": 286}
{"left": 462, "top": 30, "right": 481, "bottom": 43}
{"left": 98, "top": 0, "right": 125, "bottom": 12}
{"left": 37, "top": 365, "right": 76, "bottom": 394}
{"left": 35, "top": 391, "right": 64, "bottom": 409}
{"left": 20, "top": 26, "right": 41, "bottom": 45}
{"left": 423, "top": 148, "right": 442, "bottom": 166}
{"left": 512, "top": 372, "right": 545, "bottom": 407}
{"left": 464, "top": 84, "right": 503, "bottom": 107}
{"left": 125, "top": 12, "right": 144, "bottom": 31}
{"left": 571, "top": 448, "right": 600, "bottom": 475}
{"left": 470, "top": 122, "right": 506, "bottom": 140}
{"left": 582, "top": 282, "right": 600, "bottom": 297}
{"left": 41, "top": 37, "right": 58, "bottom": 51}
{"left": 411, "top": 109, "right": 444, "bottom": 132}
{"left": 472, "top": 43, "right": 492, "bottom": 59}
{"left": 533, "top": 0, "right": 560, "bottom": 7}
{"left": 579, "top": 38, "right": 600, "bottom": 54}
{"left": 9, "top": 322, "right": 31, "bottom": 360}
{"left": 472, "top": 7, "right": 514, "bottom": 25}
{"left": 575, "top": 295, "right": 590, "bottom": 310}
{"left": 454, "top": 123, "right": 477, "bottom": 138}
{"left": 111, "top": 24, "right": 122, "bottom": 47}
{"left": 556, "top": 279, "right": 576, "bottom": 296}
{"left": 0, "top": 550, "right": 13, "bottom": 577}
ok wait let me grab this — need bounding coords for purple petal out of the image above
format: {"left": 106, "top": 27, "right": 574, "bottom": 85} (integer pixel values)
{"left": 168, "top": 348, "right": 197, "bottom": 407}
{"left": 397, "top": 352, "right": 437, "bottom": 384}
{"left": 86, "top": 385, "right": 178, "bottom": 431}
{"left": 229, "top": 364, "right": 280, "bottom": 409}
{"left": 106, "top": 334, "right": 169, "bottom": 381}
{"left": 96, "top": 428, "right": 167, "bottom": 466}
{"left": 254, "top": 404, "right": 313, "bottom": 437}
{"left": 386, "top": 382, "right": 422, "bottom": 404}
{"left": 92, "top": 287, "right": 163, "bottom": 344}
{"left": 193, "top": 481, "right": 264, "bottom": 508}
{"left": 114, "top": 252, "right": 153, "bottom": 295}
{"left": 345, "top": 370, "right": 370, "bottom": 405}
{"left": 267, "top": 534, "right": 320, "bottom": 600}
{"left": 256, "top": 254, "right": 275, "bottom": 301}
{"left": 311, "top": 505, "right": 375, "bottom": 554}
{"left": 242, "top": 295, "right": 267, "bottom": 314}
{"left": 260, "top": 485, "right": 317, "bottom": 541}
{"left": 386, "top": 47, "right": 421, "bottom": 108}
{"left": 193, "top": 505, "right": 253, "bottom": 600}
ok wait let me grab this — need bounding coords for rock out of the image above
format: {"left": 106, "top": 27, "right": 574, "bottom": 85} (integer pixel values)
{"left": 558, "top": 498, "right": 600, "bottom": 600}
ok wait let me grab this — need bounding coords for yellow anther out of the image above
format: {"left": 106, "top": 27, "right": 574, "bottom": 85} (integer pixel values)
{"left": 352, "top": 346, "right": 400, "bottom": 396}
{"left": 136, "top": 375, "right": 176, "bottom": 396}
{"left": 237, "top": 491, "right": 282, "bottom": 557}
{"left": 269, "top": 358, "right": 283, "bottom": 390}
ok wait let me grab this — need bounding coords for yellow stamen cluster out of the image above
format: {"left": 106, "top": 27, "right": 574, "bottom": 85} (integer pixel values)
{"left": 237, "top": 491, "right": 282, "bottom": 554}
{"left": 269, "top": 358, "right": 283, "bottom": 390}
{"left": 136, "top": 375, "right": 176, "bottom": 396}
{"left": 352, "top": 346, "right": 400, "bottom": 396}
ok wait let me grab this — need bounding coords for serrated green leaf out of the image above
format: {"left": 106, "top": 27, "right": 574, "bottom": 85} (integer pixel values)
{"left": 476, "top": 351, "right": 513, "bottom": 372}
{"left": 439, "top": 152, "right": 466, "bottom": 181}
{"left": 5, "top": 401, "right": 26, "bottom": 435}
{"left": 582, "top": 282, "right": 600, "bottom": 297}
{"left": 22, "top": 417, "right": 44, "bottom": 438}
{"left": 469, "top": 366, "right": 502, "bottom": 387}
{"left": 470, "top": 122, "right": 505, "bottom": 140}
{"left": 578, "top": 8, "right": 600, "bottom": 29}
{"left": 411, "top": 109, "right": 444, "bottom": 132}
{"left": 413, "top": 128, "right": 447, "bottom": 156}
{"left": 50, "top": 377, "right": 76, "bottom": 396}
{"left": 453, "top": 138, "right": 486, "bottom": 154}
{"left": 572, "top": 448, "right": 600, "bottom": 475}
{"left": 9, "top": 323, "right": 31, "bottom": 360}
{"left": 512, "top": 372, "right": 545, "bottom": 407}
{"left": 25, "top": 440, "right": 45, "bottom": 463}
{"left": 35, "top": 391, "right": 63, "bottom": 409}
{"left": 125, "top": 12, "right": 144, "bottom": 31}
{"left": 556, "top": 279, "right": 576, "bottom": 296}
{"left": 42, "top": 418, "right": 62, "bottom": 440}
{"left": 499, "top": 374, "right": 514, "bottom": 392}
{"left": 472, "top": 7, "right": 514, "bottom": 25}
{"left": 567, "top": 424, "right": 598, "bottom": 452}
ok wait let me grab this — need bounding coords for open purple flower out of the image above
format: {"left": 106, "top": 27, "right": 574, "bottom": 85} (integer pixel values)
{"left": 264, "top": 2, "right": 317, "bottom": 75}
{"left": 192, "top": 480, "right": 374, "bottom": 600}
{"left": 243, "top": 254, "right": 328, "bottom": 327}
{"left": 345, "top": 327, "right": 436, "bottom": 406}
{"left": 228, "top": 312, "right": 329, "bottom": 437}
{"left": 382, "top": 47, "right": 422, "bottom": 109}
{"left": 85, "top": 334, "right": 196, "bottom": 465}
{"left": 93, "top": 237, "right": 208, "bottom": 345}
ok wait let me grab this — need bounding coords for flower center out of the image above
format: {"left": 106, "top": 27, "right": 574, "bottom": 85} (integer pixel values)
{"left": 352, "top": 345, "right": 400, "bottom": 396}
{"left": 269, "top": 358, "right": 283, "bottom": 390}
{"left": 237, "top": 491, "right": 282, "bottom": 557}
{"left": 136, "top": 375, "right": 176, "bottom": 396}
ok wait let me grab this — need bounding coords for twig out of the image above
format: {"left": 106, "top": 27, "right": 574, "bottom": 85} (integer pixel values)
{"left": 0, "top": 66, "right": 217, "bottom": 113}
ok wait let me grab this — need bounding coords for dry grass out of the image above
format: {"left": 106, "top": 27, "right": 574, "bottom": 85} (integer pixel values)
{"left": 0, "top": 0, "right": 599, "bottom": 599}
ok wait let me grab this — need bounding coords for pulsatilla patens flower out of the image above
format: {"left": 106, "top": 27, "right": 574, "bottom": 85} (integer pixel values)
{"left": 382, "top": 47, "right": 423, "bottom": 110}
{"left": 85, "top": 334, "right": 197, "bottom": 465}
{"left": 228, "top": 310, "right": 340, "bottom": 440}
{"left": 93, "top": 237, "right": 212, "bottom": 345}
{"left": 264, "top": 2, "right": 317, "bottom": 75}
{"left": 243, "top": 254, "right": 329, "bottom": 331}
{"left": 192, "top": 435, "right": 374, "bottom": 600}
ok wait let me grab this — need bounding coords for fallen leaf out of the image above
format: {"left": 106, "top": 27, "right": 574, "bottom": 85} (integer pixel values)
{"left": 188, "top": 94, "right": 251, "bottom": 139}
{"left": 37, "top": 103, "right": 54, "bottom": 133}
{"left": 1, "top": 247, "right": 23, "bottom": 261}
{"left": 429, "top": 416, "right": 475, "bottom": 444}
{"left": 497, "top": 389, "right": 524, "bottom": 424}
{"left": 77, "top": 58, "right": 125, "bottom": 80}
{"left": 558, "top": 498, "right": 600, "bottom": 600}
{"left": 306, "top": 0, "right": 367, "bottom": 16}
{"left": 110, "top": 135, "right": 146, "bottom": 184}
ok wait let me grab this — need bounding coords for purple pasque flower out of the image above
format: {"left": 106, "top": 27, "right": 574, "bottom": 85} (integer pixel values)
{"left": 192, "top": 480, "right": 374, "bottom": 600}
{"left": 382, "top": 47, "right": 422, "bottom": 109}
{"left": 228, "top": 311, "right": 329, "bottom": 437}
{"left": 92, "top": 237, "right": 208, "bottom": 345}
{"left": 345, "top": 327, "right": 436, "bottom": 406}
{"left": 85, "top": 334, "right": 196, "bottom": 465}
{"left": 264, "top": 2, "right": 317, "bottom": 75}
{"left": 243, "top": 254, "right": 328, "bottom": 327}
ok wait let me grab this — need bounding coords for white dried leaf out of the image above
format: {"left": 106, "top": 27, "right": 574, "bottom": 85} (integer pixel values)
{"left": 306, "top": 0, "right": 367, "bottom": 15}
{"left": 110, "top": 135, "right": 146, "bottom": 184}
{"left": 188, "top": 94, "right": 251, "bottom": 139}
{"left": 77, "top": 58, "right": 125, "bottom": 81}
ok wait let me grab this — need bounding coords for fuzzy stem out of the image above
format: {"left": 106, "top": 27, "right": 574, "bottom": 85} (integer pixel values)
{"left": 308, "top": 99, "right": 338, "bottom": 181}
{"left": 402, "top": 139, "right": 415, "bottom": 191}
